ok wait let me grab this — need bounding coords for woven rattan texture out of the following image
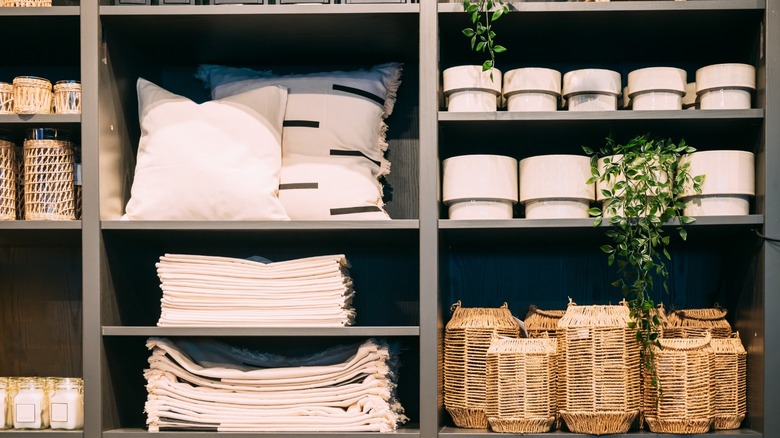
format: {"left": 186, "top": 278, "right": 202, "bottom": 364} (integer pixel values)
{"left": 0, "top": 140, "right": 16, "bottom": 220}
{"left": 557, "top": 304, "right": 640, "bottom": 435}
{"left": 486, "top": 336, "right": 557, "bottom": 433}
{"left": 524, "top": 305, "right": 565, "bottom": 338}
{"left": 0, "top": 83, "right": 13, "bottom": 114}
{"left": 710, "top": 333, "right": 747, "bottom": 430}
{"left": 13, "top": 77, "right": 52, "bottom": 114}
{"left": 23, "top": 139, "right": 75, "bottom": 220}
{"left": 665, "top": 307, "right": 732, "bottom": 338}
{"left": 444, "top": 302, "right": 520, "bottom": 428}
{"left": 54, "top": 82, "right": 82, "bottom": 114}
{"left": 644, "top": 333, "right": 714, "bottom": 434}
{"left": 15, "top": 146, "right": 24, "bottom": 220}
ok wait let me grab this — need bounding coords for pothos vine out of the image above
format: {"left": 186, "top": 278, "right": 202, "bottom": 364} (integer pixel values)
{"left": 462, "top": 0, "right": 510, "bottom": 78}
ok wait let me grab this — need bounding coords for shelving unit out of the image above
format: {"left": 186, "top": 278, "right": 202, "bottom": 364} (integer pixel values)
{"left": 0, "top": 0, "right": 776, "bottom": 437}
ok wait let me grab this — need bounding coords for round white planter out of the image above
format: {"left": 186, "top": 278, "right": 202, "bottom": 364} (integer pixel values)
{"left": 627, "top": 67, "right": 686, "bottom": 111}
{"left": 696, "top": 63, "right": 755, "bottom": 110}
{"left": 683, "top": 82, "right": 697, "bottom": 110}
{"left": 519, "top": 155, "right": 594, "bottom": 219}
{"left": 442, "top": 154, "right": 518, "bottom": 219}
{"left": 443, "top": 65, "right": 502, "bottom": 112}
{"left": 680, "top": 150, "right": 754, "bottom": 216}
{"left": 502, "top": 67, "right": 561, "bottom": 112}
{"left": 562, "top": 69, "right": 621, "bottom": 111}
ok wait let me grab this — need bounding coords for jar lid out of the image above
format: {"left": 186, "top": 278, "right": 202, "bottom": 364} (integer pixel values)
{"left": 627, "top": 67, "right": 686, "bottom": 97}
{"left": 26, "top": 128, "right": 71, "bottom": 142}
{"left": 562, "top": 69, "right": 621, "bottom": 98}
{"left": 13, "top": 76, "right": 52, "bottom": 88}
{"left": 55, "top": 80, "right": 80, "bottom": 85}
{"left": 503, "top": 67, "right": 562, "bottom": 97}
{"left": 442, "top": 65, "right": 502, "bottom": 95}
{"left": 696, "top": 63, "right": 756, "bottom": 94}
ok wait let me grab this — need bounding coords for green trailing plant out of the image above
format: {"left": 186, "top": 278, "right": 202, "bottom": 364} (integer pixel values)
{"left": 583, "top": 134, "right": 704, "bottom": 388}
{"left": 462, "top": 0, "right": 510, "bottom": 77}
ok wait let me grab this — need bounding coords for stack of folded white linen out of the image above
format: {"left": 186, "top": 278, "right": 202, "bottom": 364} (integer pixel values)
{"left": 144, "top": 337, "right": 408, "bottom": 432}
{"left": 155, "top": 254, "right": 356, "bottom": 327}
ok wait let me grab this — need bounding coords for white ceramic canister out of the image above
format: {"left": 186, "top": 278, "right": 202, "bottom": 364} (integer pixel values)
{"left": 519, "top": 155, "right": 594, "bottom": 219}
{"left": 13, "top": 377, "right": 46, "bottom": 430}
{"left": 562, "top": 69, "right": 621, "bottom": 111}
{"left": 442, "top": 154, "right": 518, "bottom": 219}
{"left": 443, "top": 65, "right": 502, "bottom": 112}
{"left": 696, "top": 63, "right": 755, "bottom": 109}
{"left": 680, "top": 150, "right": 754, "bottom": 216}
{"left": 683, "top": 82, "right": 697, "bottom": 110}
{"left": 0, "top": 377, "right": 8, "bottom": 430}
{"left": 502, "top": 68, "right": 561, "bottom": 112}
{"left": 628, "top": 67, "right": 686, "bottom": 110}
{"left": 49, "top": 378, "right": 83, "bottom": 430}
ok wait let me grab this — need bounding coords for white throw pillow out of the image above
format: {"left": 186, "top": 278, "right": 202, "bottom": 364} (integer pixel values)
{"left": 196, "top": 63, "right": 403, "bottom": 220}
{"left": 123, "top": 78, "right": 290, "bottom": 221}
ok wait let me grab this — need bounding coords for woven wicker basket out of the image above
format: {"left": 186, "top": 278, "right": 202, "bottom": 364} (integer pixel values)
{"left": 53, "top": 80, "right": 82, "bottom": 114}
{"left": 524, "top": 305, "right": 565, "bottom": 338}
{"left": 485, "top": 335, "right": 557, "bottom": 433}
{"left": 557, "top": 302, "right": 641, "bottom": 435}
{"left": 710, "top": 332, "right": 747, "bottom": 430}
{"left": 444, "top": 301, "right": 521, "bottom": 428}
{"left": 0, "top": 82, "right": 13, "bottom": 114}
{"left": 665, "top": 307, "right": 732, "bottom": 338}
{"left": 644, "top": 332, "right": 714, "bottom": 434}
{"left": 13, "top": 76, "right": 52, "bottom": 115}
{"left": 1, "top": 0, "right": 52, "bottom": 6}
{"left": 23, "top": 133, "right": 75, "bottom": 220}
{"left": 0, "top": 138, "right": 16, "bottom": 220}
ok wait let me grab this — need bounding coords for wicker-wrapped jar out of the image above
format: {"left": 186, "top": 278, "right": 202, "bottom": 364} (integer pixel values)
{"left": 557, "top": 302, "right": 641, "bottom": 435}
{"left": 444, "top": 301, "right": 521, "bottom": 428}
{"left": 0, "top": 131, "right": 16, "bottom": 220}
{"left": 710, "top": 332, "right": 747, "bottom": 430}
{"left": 13, "top": 76, "right": 52, "bottom": 115}
{"left": 0, "top": 82, "right": 13, "bottom": 114}
{"left": 23, "top": 128, "right": 75, "bottom": 220}
{"left": 524, "top": 305, "right": 565, "bottom": 338}
{"left": 53, "top": 80, "right": 82, "bottom": 114}
{"left": 644, "top": 332, "right": 714, "bottom": 434}
{"left": 665, "top": 307, "right": 732, "bottom": 338}
{"left": 15, "top": 145, "right": 24, "bottom": 220}
{"left": 485, "top": 335, "right": 557, "bottom": 433}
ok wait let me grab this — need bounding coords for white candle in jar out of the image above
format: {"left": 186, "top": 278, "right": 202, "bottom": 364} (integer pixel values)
{"left": 49, "top": 378, "right": 83, "bottom": 430}
{"left": 0, "top": 377, "right": 9, "bottom": 429}
{"left": 13, "top": 378, "right": 46, "bottom": 430}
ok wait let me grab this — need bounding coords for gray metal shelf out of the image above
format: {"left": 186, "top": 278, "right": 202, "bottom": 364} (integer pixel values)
{"left": 438, "top": 109, "right": 765, "bottom": 122}
{"left": 438, "top": 0, "right": 764, "bottom": 13}
{"left": 0, "top": 6, "right": 80, "bottom": 15}
{"left": 0, "top": 221, "right": 82, "bottom": 246}
{"left": 101, "top": 219, "right": 419, "bottom": 231}
{"left": 102, "top": 326, "right": 420, "bottom": 336}
{"left": 100, "top": 3, "right": 418, "bottom": 14}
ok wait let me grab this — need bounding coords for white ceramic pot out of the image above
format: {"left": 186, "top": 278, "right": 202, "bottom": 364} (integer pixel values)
{"left": 696, "top": 63, "right": 755, "bottom": 110}
{"left": 519, "top": 154, "right": 594, "bottom": 219}
{"left": 683, "top": 82, "right": 697, "bottom": 110}
{"left": 503, "top": 68, "right": 561, "bottom": 112}
{"left": 627, "top": 67, "right": 686, "bottom": 111}
{"left": 442, "top": 154, "right": 518, "bottom": 219}
{"left": 680, "top": 150, "right": 754, "bottom": 215}
{"left": 443, "top": 65, "right": 502, "bottom": 112}
{"left": 562, "top": 69, "right": 621, "bottom": 111}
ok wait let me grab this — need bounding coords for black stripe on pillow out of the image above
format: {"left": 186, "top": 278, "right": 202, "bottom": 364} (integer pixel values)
{"left": 332, "top": 84, "right": 385, "bottom": 107}
{"left": 283, "top": 120, "right": 320, "bottom": 128}
{"left": 330, "top": 149, "right": 382, "bottom": 167}
{"left": 330, "top": 206, "right": 383, "bottom": 216}
{"left": 279, "top": 183, "right": 319, "bottom": 190}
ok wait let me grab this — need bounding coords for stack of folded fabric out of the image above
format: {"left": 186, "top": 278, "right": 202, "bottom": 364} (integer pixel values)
{"left": 144, "top": 337, "right": 408, "bottom": 432}
{"left": 155, "top": 254, "right": 356, "bottom": 327}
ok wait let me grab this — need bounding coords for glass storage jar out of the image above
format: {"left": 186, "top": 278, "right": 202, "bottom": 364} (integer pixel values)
{"left": 12, "top": 377, "right": 47, "bottom": 430}
{"left": 49, "top": 378, "right": 83, "bottom": 430}
{"left": 0, "top": 130, "right": 16, "bottom": 221}
{"left": 53, "top": 80, "right": 81, "bottom": 114}
{"left": 23, "top": 128, "right": 75, "bottom": 220}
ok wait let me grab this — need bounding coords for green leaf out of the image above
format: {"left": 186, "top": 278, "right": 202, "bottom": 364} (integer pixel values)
{"left": 476, "top": 41, "right": 487, "bottom": 52}
{"left": 680, "top": 216, "right": 696, "bottom": 225}
{"left": 466, "top": 3, "right": 479, "bottom": 13}
{"left": 482, "top": 60, "right": 493, "bottom": 71}
{"left": 679, "top": 227, "right": 688, "bottom": 241}
{"left": 582, "top": 146, "right": 594, "bottom": 155}
{"left": 587, "top": 207, "right": 602, "bottom": 217}
{"left": 493, "top": 45, "right": 507, "bottom": 53}
{"left": 491, "top": 7, "right": 504, "bottom": 21}
{"left": 607, "top": 254, "right": 615, "bottom": 266}
{"left": 462, "top": 28, "right": 475, "bottom": 37}
{"left": 627, "top": 321, "right": 637, "bottom": 329}
{"left": 600, "top": 244, "right": 614, "bottom": 254}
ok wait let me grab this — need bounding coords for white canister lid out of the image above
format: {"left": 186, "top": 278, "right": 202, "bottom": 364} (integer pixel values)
{"left": 442, "top": 154, "right": 518, "bottom": 203}
{"left": 519, "top": 154, "right": 595, "bottom": 202}
{"left": 443, "top": 65, "right": 502, "bottom": 96}
{"left": 680, "top": 150, "right": 755, "bottom": 197}
{"left": 627, "top": 67, "right": 686, "bottom": 97}
{"left": 562, "top": 69, "right": 621, "bottom": 98}
{"left": 682, "top": 82, "right": 697, "bottom": 107}
{"left": 502, "top": 67, "right": 561, "bottom": 98}
{"left": 695, "top": 63, "right": 756, "bottom": 94}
